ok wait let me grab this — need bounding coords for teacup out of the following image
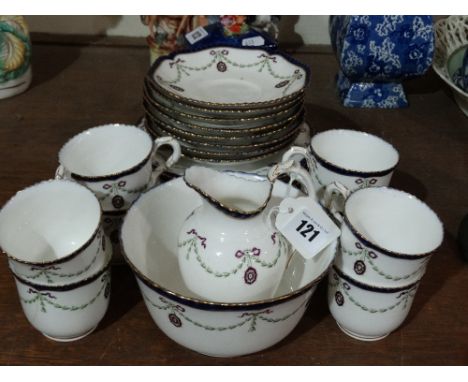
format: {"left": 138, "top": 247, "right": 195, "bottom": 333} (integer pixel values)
{"left": 325, "top": 186, "right": 444, "bottom": 287}
{"left": 328, "top": 265, "right": 419, "bottom": 341}
{"left": 13, "top": 249, "right": 112, "bottom": 342}
{"left": 57, "top": 124, "right": 181, "bottom": 212}
{"left": 282, "top": 129, "right": 399, "bottom": 198}
{"left": 0, "top": 180, "right": 109, "bottom": 285}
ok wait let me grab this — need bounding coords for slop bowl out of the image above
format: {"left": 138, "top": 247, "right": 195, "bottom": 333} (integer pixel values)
{"left": 121, "top": 175, "right": 337, "bottom": 357}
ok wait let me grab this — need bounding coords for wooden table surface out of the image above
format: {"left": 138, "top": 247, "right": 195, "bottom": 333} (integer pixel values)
{"left": 0, "top": 41, "right": 467, "bottom": 366}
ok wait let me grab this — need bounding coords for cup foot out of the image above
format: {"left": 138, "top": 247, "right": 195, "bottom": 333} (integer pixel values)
{"left": 42, "top": 325, "right": 98, "bottom": 342}
{"left": 336, "top": 321, "right": 389, "bottom": 342}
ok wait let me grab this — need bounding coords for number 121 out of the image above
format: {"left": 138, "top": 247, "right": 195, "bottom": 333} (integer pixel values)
{"left": 296, "top": 220, "right": 320, "bottom": 242}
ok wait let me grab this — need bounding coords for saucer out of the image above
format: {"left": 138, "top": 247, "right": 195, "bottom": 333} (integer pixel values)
{"left": 149, "top": 46, "right": 309, "bottom": 107}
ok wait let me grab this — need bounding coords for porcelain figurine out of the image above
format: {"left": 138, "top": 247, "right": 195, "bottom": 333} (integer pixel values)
{"left": 329, "top": 16, "right": 434, "bottom": 108}
{"left": 141, "top": 16, "right": 217, "bottom": 63}
{"left": 141, "top": 16, "right": 281, "bottom": 64}
{"left": 177, "top": 163, "right": 316, "bottom": 303}
{"left": 0, "top": 16, "right": 32, "bottom": 99}
{"left": 185, "top": 16, "right": 279, "bottom": 52}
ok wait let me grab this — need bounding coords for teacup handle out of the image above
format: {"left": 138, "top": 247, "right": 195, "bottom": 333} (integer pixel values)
{"left": 281, "top": 146, "right": 314, "bottom": 170}
{"left": 152, "top": 136, "right": 181, "bottom": 169}
{"left": 267, "top": 159, "right": 317, "bottom": 200}
{"left": 55, "top": 165, "right": 71, "bottom": 180}
{"left": 322, "top": 181, "right": 351, "bottom": 223}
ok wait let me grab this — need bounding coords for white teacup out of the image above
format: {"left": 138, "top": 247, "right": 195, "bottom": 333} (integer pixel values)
{"left": 326, "top": 186, "right": 444, "bottom": 287}
{"left": 13, "top": 249, "right": 112, "bottom": 342}
{"left": 0, "top": 180, "right": 109, "bottom": 285}
{"left": 282, "top": 129, "right": 399, "bottom": 198}
{"left": 328, "top": 265, "right": 419, "bottom": 341}
{"left": 57, "top": 124, "right": 181, "bottom": 212}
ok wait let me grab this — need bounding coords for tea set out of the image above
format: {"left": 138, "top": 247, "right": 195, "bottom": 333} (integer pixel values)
{"left": 0, "top": 40, "right": 445, "bottom": 356}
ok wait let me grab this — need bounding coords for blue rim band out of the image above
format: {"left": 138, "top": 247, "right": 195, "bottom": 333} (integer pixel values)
{"left": 343, "top": 214, "right": 433, "bottom": 260}
{"left": 310, "top": 145, "right": 396, "bottom": 178}
{"left": 332, "top": 265, "right": 419, "bottom": 293}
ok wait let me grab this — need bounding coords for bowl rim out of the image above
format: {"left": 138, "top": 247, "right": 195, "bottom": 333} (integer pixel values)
{"left": 147, "top": 45, "right": 310, "bottom": 109}
{"left": 120, "top": 176, "right": 335, "bottom": 311}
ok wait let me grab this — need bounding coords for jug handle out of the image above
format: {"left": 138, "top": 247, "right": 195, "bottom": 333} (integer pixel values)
{"left": 267, "top": 159, "right": 317, "bottom": 200}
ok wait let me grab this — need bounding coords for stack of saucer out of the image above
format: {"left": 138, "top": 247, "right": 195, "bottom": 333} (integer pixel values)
{"left": 143, "top": 46, "right": 309, "bottom": 163}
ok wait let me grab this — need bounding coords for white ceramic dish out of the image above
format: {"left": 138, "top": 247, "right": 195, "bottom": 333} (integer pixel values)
{"left": 145, "top": 93, "right": 304, "bottom": 129}
{"left": 150, "top": 46, "right": 309, "bottom": 108}
{"left": 144, "top": 78, "right": 304, "bottom": 119}
{"left": 143, "top": 97, "right": 304, "bottom": 136}
{"left": 121, "top": 176, "right": 336, "bottom": 357}
{"left": 433, "top": 16, "right": 468, "bottom": 117}
{"left": 144, "top": 112, "right": 303, "bottom": 149}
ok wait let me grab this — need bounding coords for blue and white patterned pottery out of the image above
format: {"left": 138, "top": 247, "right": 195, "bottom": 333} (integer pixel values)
{"left": 432, "top": 16, "right": 468, "bottom": 117}
{"left": 451, "top": 46, "right": 468, "bottom": 93}
{"left": 329, "top": 16, "right": 435, "bottom": 108}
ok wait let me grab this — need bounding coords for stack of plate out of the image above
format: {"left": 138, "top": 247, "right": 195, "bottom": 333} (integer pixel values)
{"left": 143, "top": 46, "right": 310, "bottom": 163}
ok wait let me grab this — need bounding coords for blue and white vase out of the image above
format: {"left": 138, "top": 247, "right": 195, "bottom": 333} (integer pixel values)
{"left": 329, "top": 16, "right": 434, "bottom": 108}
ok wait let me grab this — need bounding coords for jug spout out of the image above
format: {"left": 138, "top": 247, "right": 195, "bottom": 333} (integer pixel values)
{"left": 183, "top": 166, "right": 274, "bottom": 218}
